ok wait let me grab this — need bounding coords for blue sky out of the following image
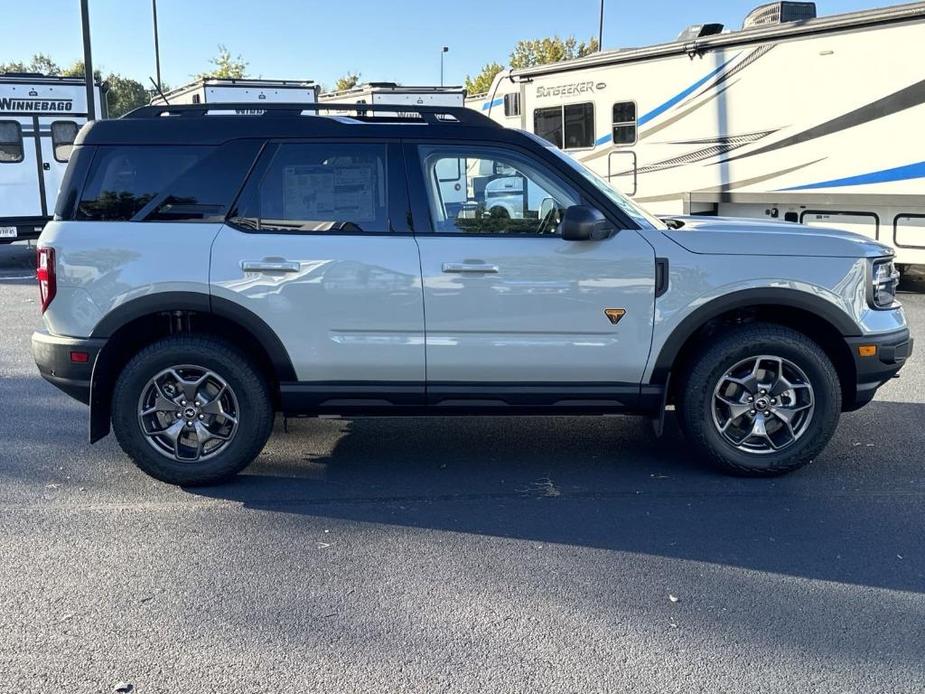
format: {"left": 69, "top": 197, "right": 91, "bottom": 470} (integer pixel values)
{"left": 4, "top": 0, "right": 888, "bottom": 90}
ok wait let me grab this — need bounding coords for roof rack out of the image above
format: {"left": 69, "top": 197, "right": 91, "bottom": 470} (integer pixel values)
{"left": 124, "top": 102, "right": 500, "bottom": 127}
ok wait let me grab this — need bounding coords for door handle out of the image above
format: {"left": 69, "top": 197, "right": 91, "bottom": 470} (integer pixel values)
{"left": 241, "top": 260, "right": 300, "bottom": 273}
{"left": 441, "top": 262, "right": 499, "bottom": 274}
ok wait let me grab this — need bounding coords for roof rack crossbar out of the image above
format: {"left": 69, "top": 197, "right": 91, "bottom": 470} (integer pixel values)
{"left": 125, "top": 102, "right": 500, "bottom": 127}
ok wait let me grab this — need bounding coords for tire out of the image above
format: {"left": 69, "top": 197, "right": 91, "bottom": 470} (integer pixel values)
{"left": 677, "top": 323, "right": 841, "bottom": 476}
{"left": 111, "top": 336, "right": 274, "bottom": 486}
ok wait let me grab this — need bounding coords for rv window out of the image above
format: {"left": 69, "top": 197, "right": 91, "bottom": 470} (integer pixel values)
{"left": 0, "top": 121, "right": 24, "bottom": 163}
{"left": 533, "top": 104, "right": 594, "bottom": 150}
{"left": 51, "top": 121, "right": 79, "bottom": 162}
{"left": 232, "top": 142, "right": 390, "bottom": 233}
{"left": 564, "top": 103, "right": 594, "bottom": 149}
{"left": 503, "top": 93, "right": 521, "bottom": 118}
{"left": 77, "top": 146, "right": 210, "bottom": 221}
{"left": 533, "top": 108, "right": 563, "bottom": 149}
{"left": 612, "top": 101, "right": 637, "bottom": 146}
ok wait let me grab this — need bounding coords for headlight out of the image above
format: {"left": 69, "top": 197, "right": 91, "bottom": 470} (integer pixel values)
{"left": 870, "top": 258, "right": 899, "bottom": 309}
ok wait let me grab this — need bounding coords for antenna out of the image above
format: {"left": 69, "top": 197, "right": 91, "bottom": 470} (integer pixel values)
{"left": 149, "top": 76, "right": 170, "bottom": 105}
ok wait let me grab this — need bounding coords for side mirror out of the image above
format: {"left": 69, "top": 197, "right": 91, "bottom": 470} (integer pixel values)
{"left": 559, "top": 205, "right": 612, "bottom": 241}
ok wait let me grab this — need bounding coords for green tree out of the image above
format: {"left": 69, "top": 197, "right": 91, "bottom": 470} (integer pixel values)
{"left": 464, "top": 61, "right": 504, "bottom": 96}
{"left": 198, "top": 44, "right": 248, "bottom": 79}
{"left": 0, "top": 53, "right": 65, "bottom": 76}
{"left": 509, "top": 36, "right": 599, "bottom": 69}
{"left": 334, "top": 72, "right": 361, "bottom": 92}
{"left": 104, "top": 74, "right": 152, "bottom": 117}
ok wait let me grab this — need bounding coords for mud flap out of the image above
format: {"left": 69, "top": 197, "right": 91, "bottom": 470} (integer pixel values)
{"left": 651, "top": 372, "right": 671, "bottom": 438}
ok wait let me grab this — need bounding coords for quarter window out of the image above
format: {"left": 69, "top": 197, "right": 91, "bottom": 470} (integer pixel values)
{"left": 77, "top": 146, "right": 210, "bottom": 221}
{"left": 503, "top": 93, "right": 521, "bottom": 117}
{"left": 418, "top": 145, "right": 579, "bottom": 235}
{"left": 0, "top": 121, "right": 24, "bottom": 163}
{"left": 532, "top": 103, "right": 595, "bottom": 150}
{"left": 612, "top": 101, "right": 637, "bottom": 146}
{"left": 51, "top": 121, "right": 79, "bottom": 162}
{"left": 233, "top": 143, "right": 390, "bottom": 233}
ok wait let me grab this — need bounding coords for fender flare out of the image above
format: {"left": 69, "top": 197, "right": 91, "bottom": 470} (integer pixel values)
{"left": 649, "top": 287, "right": 861, "bottom": 384}
{"left": 90, "top": 291, "right": 296, "bottom": 381}
{"left": 87, "top": 292, "right": 296, "bottom": 443}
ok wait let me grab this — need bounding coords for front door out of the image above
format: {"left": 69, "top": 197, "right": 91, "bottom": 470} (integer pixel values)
{"left": 408, "top": 143, "right": 656, "bottom": 406}
{"left": 210, "top": 141, "right": 426, "bottom": 403}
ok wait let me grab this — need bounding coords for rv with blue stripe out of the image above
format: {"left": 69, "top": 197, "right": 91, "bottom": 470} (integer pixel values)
{"left": 465, "top": 1, "right": 925, "bottom": 267}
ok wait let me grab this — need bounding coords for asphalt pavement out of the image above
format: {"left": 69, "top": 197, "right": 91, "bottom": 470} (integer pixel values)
{"left": 0, "top": 241, "right": 922, "bottom": 693}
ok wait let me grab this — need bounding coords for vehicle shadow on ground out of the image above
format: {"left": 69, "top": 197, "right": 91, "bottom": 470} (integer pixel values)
{"left": 188, "top": 401, "right": 925, "bottom": 594}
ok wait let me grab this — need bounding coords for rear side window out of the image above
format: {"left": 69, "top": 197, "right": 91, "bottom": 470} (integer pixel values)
{"left": 231, "top": 142, "right": 389, "bottom": 233}
{"left": 51, "top": 121, "right": 80, "bottom": 162}
{"left": 77, "top": 146, "right": 210, "bottom": 221}
{"left": 0, "top": 121, "right": 24, "bottom": 163}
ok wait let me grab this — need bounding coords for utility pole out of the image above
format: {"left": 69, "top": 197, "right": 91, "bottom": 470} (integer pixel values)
{"left": 598, "top": 0, "right": 605, "bottom": 51}
{"left": 80, "top": 0, "right": 96, "bottom": 120}
{"left": 152, "top": 0, "right": 163, "bottom": 92}
{"left": 440, "top": 46, "right": 449, "bottom": 86}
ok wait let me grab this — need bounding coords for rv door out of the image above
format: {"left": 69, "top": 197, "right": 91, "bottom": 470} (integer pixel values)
{"left": 0, "top": 115, "right": 44, "bottom": 222}
{"left": 607, "top": 151, "right": 637, "bottom": 197}
{"left": 38, "top": 117, "right": 79, "bottom": 213}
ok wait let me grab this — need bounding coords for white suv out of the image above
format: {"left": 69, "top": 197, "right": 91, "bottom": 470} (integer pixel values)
{"left": 31, "top": 103, "right": 913, "bottom": 485}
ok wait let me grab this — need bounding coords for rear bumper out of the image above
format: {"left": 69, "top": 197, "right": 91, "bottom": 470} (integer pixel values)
{"left": 31, "top": 331, "right": 105, "bottom": 404}
{"left": 845, "top": 328, "right": 914, "bottom": 410}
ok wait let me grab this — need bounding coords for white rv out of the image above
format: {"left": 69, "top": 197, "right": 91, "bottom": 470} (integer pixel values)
{"left": 320, "top": 82, "right": 466, "bottom": 111}
{"left": 150, "top": 78, "right": 318, "bottom": 109}
{"left": 0, "top": 73, "right": 104, "bottom": 243}
{"left": 469, "top": 1, "right": 925, "bottom": 267}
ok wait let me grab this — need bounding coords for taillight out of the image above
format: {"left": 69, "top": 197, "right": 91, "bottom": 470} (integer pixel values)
{"left": 36, "top": 247, "right": 56, "bottom": 313}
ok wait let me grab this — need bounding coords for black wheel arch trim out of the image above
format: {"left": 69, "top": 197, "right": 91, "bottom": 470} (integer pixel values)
{"left": 649, "top": 287, "right": 861, "bottom": 384}
{"left": 87, "top": 291, "right": 297, "bottom": 444}
{"left": 89, "top": 291, "right": 297, "bottom": 382}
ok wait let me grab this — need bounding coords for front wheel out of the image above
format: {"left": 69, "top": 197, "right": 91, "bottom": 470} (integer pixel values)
{"left": 111, "top": 336, "right": 274, "bottom": 486}
{"left": 677, "top": 323, "right": 842, "bottom": 476}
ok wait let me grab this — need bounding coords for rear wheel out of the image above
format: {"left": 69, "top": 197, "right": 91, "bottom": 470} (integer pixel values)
{"left": 111, "top": 336, "right": 273, "bottom": 486}
{"left": 677, "top": 323, "right": 842, "bottom": 476}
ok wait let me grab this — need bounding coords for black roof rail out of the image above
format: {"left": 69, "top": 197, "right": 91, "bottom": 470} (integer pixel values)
{"left": 124, "top": 101, "right": 500, "bottom": 127}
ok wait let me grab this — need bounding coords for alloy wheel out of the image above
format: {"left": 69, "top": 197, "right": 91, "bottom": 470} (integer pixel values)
{"left": 137, "top": 365, "right": 240, "bottom": 463}
{"left": 711, "top": 355, "right": 815, "bottom": 454}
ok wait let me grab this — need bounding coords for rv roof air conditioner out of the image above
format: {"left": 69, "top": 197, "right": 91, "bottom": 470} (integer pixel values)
{"left": 743, "top": 2, "right": 817, "bottom": 29}
{"left": 676, "top": 23, "right": 725, "bottom": 42}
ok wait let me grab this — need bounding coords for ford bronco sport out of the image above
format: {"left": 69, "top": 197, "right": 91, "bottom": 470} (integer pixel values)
{"left": 31, "top": 103, "right": 912, "bottom": 485}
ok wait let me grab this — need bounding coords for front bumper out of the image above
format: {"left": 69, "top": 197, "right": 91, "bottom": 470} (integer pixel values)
{"left": 845, "top": 328, "right": 914, "bottom": 410}
{"left": 31, "top": 331, "right": 106, "bottom": 404}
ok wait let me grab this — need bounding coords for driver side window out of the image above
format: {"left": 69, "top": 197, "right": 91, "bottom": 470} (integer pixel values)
{"left": 418, "top": 145, "right": 579, "bottom": 235}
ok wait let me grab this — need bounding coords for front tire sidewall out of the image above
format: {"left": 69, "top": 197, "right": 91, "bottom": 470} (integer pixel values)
{"left": 112, "top": 338, "right": 272, "bottom": 486}
{"left": 683, "top": 329, "right": 841, "bottom": 476}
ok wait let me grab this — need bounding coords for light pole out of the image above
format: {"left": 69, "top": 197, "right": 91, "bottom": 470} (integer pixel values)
{"left": 440, "top": 46, "right": 449, "bottom": 86}
{"left": 152, "top": 0, "right": 162, "bottom": 92}
{"left": 598, "top": 0, "right": 605, "bottom": 51}
{"left": 79, "top": 0, "right": 96, "bottom": 120}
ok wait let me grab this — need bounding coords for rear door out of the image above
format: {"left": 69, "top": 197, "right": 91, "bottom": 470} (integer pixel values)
{"left": 210, "top": 140, "right": 426, "bottom": 401}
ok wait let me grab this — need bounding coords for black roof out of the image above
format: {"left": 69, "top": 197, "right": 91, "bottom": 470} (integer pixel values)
{"left": 76, "top": 102, "right": 520, "bottom": 147}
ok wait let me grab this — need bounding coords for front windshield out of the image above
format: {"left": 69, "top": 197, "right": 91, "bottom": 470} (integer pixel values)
{"left": 543, "top": 144, "right": 667, "bottom": 230}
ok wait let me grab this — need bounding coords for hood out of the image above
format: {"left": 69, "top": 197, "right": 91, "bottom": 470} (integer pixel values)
{"left": 661, "top": 216, "right": 893, "bottom": 258}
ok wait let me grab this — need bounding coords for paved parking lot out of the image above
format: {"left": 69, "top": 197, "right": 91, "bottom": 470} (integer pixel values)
{"left": 0, "top": 241, "right": 923, "bottom": 693}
